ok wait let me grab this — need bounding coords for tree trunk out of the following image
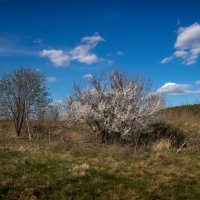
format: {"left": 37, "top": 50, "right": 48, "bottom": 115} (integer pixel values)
{"left": 26, "top": 116, "right": 31, "bottom": 141}
{"left": 134, "top": 133, "right": 141, "bottom": 155}
{"left": 14, "top": 117, "right": 24, "bottom": 137}
{"left": 16, "top": 128, "right": 21, "bottom": 137}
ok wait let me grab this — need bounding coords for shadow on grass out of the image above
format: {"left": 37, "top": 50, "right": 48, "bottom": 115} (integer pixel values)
{"left": 140, "top": 123, "right": 186, "bottom": 148}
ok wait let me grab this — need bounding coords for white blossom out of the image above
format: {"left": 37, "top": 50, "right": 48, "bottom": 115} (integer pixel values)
{"left": 66, "top": 71, "right": 164, "bottom": 144}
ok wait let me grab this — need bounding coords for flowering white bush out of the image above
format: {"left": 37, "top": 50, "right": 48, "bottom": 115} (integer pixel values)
{"left": 67, "top": 71, "right": 164, "bottom": 145}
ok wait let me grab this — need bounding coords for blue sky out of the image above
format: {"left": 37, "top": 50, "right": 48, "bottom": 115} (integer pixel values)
{"left": 1, "top": 0, "right": 200, "bottom": 106}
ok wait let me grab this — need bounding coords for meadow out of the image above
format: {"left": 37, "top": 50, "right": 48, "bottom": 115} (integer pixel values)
{"left": 1, "top": 105, "right": 200, "bottom": 199}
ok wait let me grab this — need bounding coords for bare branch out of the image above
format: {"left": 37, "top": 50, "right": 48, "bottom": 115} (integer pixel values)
{"left": 0, "top": 67, "right": 50, "bottom": 136}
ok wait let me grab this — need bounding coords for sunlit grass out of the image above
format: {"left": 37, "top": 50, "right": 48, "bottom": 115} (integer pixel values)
{"left": 1, "top": 136, "right": 200, "bottom": 199}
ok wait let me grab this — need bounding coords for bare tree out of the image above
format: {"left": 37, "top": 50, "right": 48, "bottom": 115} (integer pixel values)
{"left": 67, "top": 71, "right": 164, "bottom": 147}
{"left": 45, "top": 102, "right": 64, "bottom": 121}
{"left": 0, "top": 67, "right": 50, "bottom": 138}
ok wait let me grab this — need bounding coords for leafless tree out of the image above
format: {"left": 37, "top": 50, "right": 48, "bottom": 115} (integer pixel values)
{"left": 44, "top": 102, "right": 65, "bottom": 121}
{"left": 67, "top": 71, "right": 164, "bottom": 147}
{"left": 0, "top": 67, "right": 50, "bottom": 138}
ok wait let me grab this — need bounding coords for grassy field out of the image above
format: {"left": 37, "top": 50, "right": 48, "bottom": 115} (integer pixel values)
{"left": 1, "top": 106, "right": 200, "bottom": 199}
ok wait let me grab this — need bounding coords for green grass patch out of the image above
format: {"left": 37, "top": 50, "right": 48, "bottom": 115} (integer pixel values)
{"left": 1, "top": 146, "right": 200, "bottom": 199}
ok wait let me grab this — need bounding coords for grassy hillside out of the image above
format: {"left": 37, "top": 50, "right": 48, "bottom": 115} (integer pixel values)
{"left": 161, "top": 104, "right": 200, "bottom": 152}
{"left": 162, "top": 104, "right": 200, "bottom": 123}
{"left": 1, "top": 105, "right": 200, "bottom": 199}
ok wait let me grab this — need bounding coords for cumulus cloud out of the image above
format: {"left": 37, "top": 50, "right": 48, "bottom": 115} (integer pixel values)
{"left": 157, "top": 82, "right": 200, "bottom": 95}
{"left": 116, "top": 51, "right": 124, "bottom": 56}
{"left": 40, "top": 49, "right": 70, "bottom": 66}
{"left": 40, "top": 33, "right": 104, "bottom": 67}
{"left": 81, "top": 34, "right": 104, "bottom": 46}
{"left": 82, "top": 74, "right": 93, "bottom": 78}
{"left": 46, "top": 77, "right": 57, "bottom": 83}
{"left": 161, "top": 23, "right": 200, "bottom": 65}
{"left": 70, "top": 45, "right": 99, "bottom": 64}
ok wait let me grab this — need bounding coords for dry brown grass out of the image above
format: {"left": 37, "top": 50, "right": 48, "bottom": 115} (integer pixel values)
{"left": 151, "top": 139, "right": 171, "bottom": 152}
{"left": 161, "top": 104, "right": 200, "bottom": 124}
{"left": 1, "top": 119, "right": 200, "bottom": 199}
{"left": 160, "top": 104, "right": 200, "bottom": 153}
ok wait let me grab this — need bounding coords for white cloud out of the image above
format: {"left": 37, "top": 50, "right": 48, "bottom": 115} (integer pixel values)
{"left": 116, "top": 51, "right": 124, "bottom": 56}
{"left": 175, "top": 23, "right": 200, "bottom": 49}
{"left": 174, "top": 50, "right": 188, "bottom": 58}
{"left": 161, "top": 56, "right": 173, "bottom": 64}
{"left": 40, "top": 33, "right": 105, "bottom": 67}
{"left": 70, "top": 45, "right": 99, "bottom": 64}
{"left": 195, "top": 80, "right": 200, "bottom": 85}
{"left": 40, "top": 49, "right": 70, "bottom": 66}
{"left": 81, "top": 33, "right": 105, "bottom": 46}
{"left": 46, "top": 77, "right": 57, "bottom": 83}
{"left": 70, "top": 33, "right": 104, "bottom": 64}
{"left": 82, "top": 74, "right": 93, "bottom": 78}
{"left": 161, "top": 23, "right": 200, "bottom": 65}
{"left": 157, "top": 82, "right": 200, "bottom": 95}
